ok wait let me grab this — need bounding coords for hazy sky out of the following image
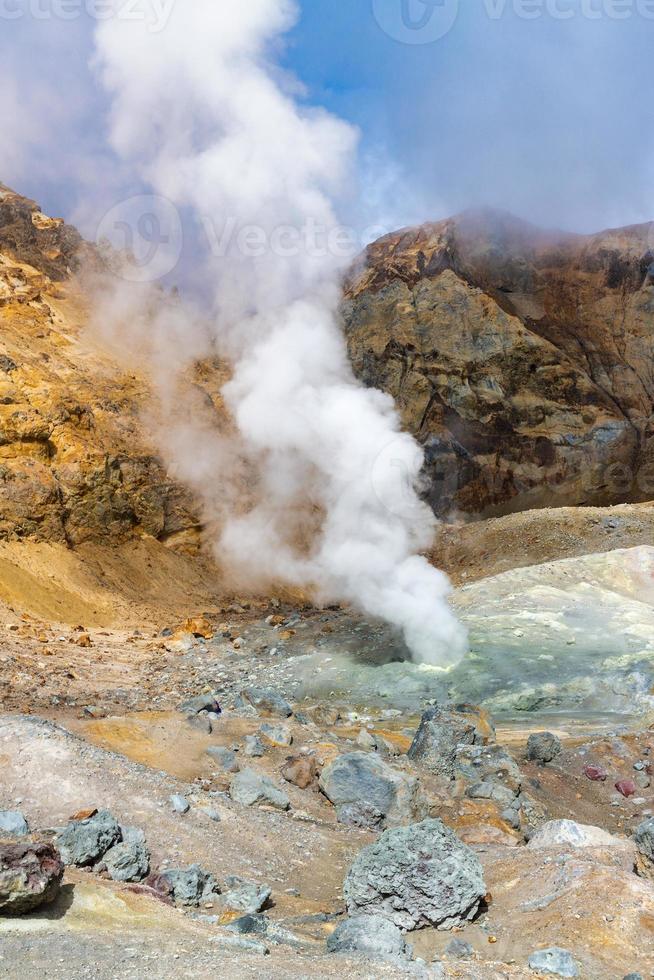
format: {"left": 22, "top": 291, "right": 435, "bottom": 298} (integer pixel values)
{"left": 1, "top": 0, "right": 653, "bottom": 237}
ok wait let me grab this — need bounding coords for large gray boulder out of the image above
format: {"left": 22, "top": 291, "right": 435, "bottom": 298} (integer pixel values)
{"left": 219, "top": 876, "right": 272, "bottom": 915}
{"left": 160, "top": 864, "right": 219, "bottom": 906}
{"left": 319, "top": 752, "right": 416, "bottom": 827}
{"left": 230, "top": 769, "right": 290, "bottom": 811}
{"left": 0, "top": 841, "right": 64, "bottom": 914}
{"left": 55, "top": 809, "right": 121, "bottom": 866}
{"left": 344, "top": 818, "right": 486, "bottom": 931}
{"left": 103, "top": 840, "right": 150, "bottom": 882}
{"left": 326, "top": 914, "right": 410, "bottom": 959}
{"left": 527, "top": 732, "right": 562, "bottom": 765}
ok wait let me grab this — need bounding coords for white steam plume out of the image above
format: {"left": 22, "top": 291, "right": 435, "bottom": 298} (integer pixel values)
{"left": 92, "top": 0, "right": 467, "bottom": 668}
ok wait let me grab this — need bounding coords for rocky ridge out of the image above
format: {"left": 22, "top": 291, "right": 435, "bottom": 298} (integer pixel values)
{"left": 345, "top": 208, "right": 654, "bottom": 517}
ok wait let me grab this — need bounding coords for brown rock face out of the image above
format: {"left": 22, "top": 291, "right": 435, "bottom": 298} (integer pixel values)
{"left": 0, "top": 185, "right": 201, "bottom": 547}
{"left": 0, "top": 841, "right": 64, "bottom": 914}
{"left": 344, "top": 209, "right": 654, "bottom": 517}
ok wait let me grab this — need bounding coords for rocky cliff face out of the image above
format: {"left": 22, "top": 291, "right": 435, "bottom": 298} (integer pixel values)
{"left": 344, "top": 209, "right": 654, "bottom": 517}
{"left": 0, "top": 184, "right": 200, "bottom": 546}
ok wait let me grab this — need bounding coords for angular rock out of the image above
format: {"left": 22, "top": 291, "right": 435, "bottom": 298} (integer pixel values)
{"left": 103, "top": 840, "right": 150, "bottom": 883}
{"left": 259, "top": 723, "right": 293, "bottom": 747}
{"left": 169, "top": 794, "right": 190, "bottom": 814}
{"left": 528, "top": 820, "right": 624, "bottom": 850}
{"left": 527, "top": 732, "right": 562, "bottom": 765}
{"left": 336, "top": 802, "right": 385, "bottom": 831}
{"left": 160, "top": 864, "right": 219, "bottom": 906}
{"left": 230, "top": 769, "right": 290, "bottom": 811}
{"left": 319, "top": 752, "right": 416, "bottom": 827}
{"left": 344, "top": 818, "right": 486, "bottom": 931}
{"left": 445, "top": 938, "right": 474, "bottom": 959}
{"left": 237, "top": 688, "right": 292, "bottom": 718}
{"left": 326, "top": 914, "right": 410, "bottom": 959}
{"left": 634, "top": 817, "right": 654, "bottom": 879}
{"left": 0, "top": 810, "right": 29, "bottom": 837}
{"left": 206, "top": 746, "right": 239, "bottom": 773}
{"left": 244, "top": 735, "right": 266, "bottom": 758}
{"left": 0, "top": 841, "right": 64, "bottom": 914}
{"left": 219, "top": 876, "right": 271, "bottom": 915}
{"left": 455, "top": 743, "right": 522, "bottom": 798}
{"left": 179, "top": 694, "right": 220, "bottom": 717}
{"left": 56, "top": 809, "right": 121, "bottom": 866}
{"left": 407, "top": 705, "right": 477, "bottom": 779}
{"left": 527, "top": 947, "right": 579, "bottom": 977}
{"left": 280, "top": 754, "right": 318, "bottom": 790}
{"left": 583, "top": 764, "right": 608, "bottom": 781}
{"left": 466, "top": 780, "right": 517, "bottom": 807}
{"left": 186, "top": 714, "right": 212, "bottom": 734}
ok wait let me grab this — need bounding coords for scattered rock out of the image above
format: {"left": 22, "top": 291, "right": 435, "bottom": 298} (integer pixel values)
{"left": 615, "top": 779, "right": 637, "bottom": 798}
{"left": 527, "top": 947, "right": 579, "bottom": 977}
{"left": 466, "top": 780, "right": 516, "bottom": 807}
{"left": 230, "top": 769, "right": 290, "bottom": 811}
{"left": 0, "top": 841, "right": 64, "bottom": 914}
{"left": 357, "top": 729, "right": 376, "bottom": 749}
{"left": 206, "top": 746, "right": 239, "bottom": 773}
{"left": 336, "top": 802, "right": 385, "bottom": 831}
{"left": 0, "top": 810, "right": 29, "bottom": 837}
{"left": 583, "top": 764, "right": 608, "bottom": 781}
{"left": 186, "top": 714, "right": 212, "bottom": 734}
{"left": 527, "top": 820, "right": 624, "bottom": 850}
{"left": 308, "top": 705, "right": 340, "bottom": 726}
{"left": 326, "top": 914, "right": 410, "bottom": 959}
{"left": 56, "top": 809, "right": 121, "bottom": 866}
{"left": 259, "top": 723, "right": 293, "bottom": 747}
{"left": 634, "top": 817, "right": 654, "bottom": 879}
{"left": 103, "top": 840, "right": 150, "bottom": 882}
{"left": 280, "top": 754, "right": 318, "bottom": 789}
{"left": 407, "top": 705, "right": 476, "bottom": 779}
{"left": 244, "top": 735, "right": 266, "bottom": 758}
{"left": 219, "top": 876, "right": 272, "bottom": 915}
{"left": 169, "top": 794, "right": 190, "bottom": 814}
{"left": 526, "top": 732, "right": 562, "bottom": 765}
{"left": 455, "top": 743, "right": 522, "bottom": 798}
{"left": 179, "top": 693, "right": 221, "bottom": 715}
{"left": 237, "top": 688, "right": 292, "bottom": 718}
{"left": 160, "top": 864, "right": 219, "bottom": 906}
{"left": 343, "top": 818, "right": 486, "bottom": 931}
{"left": 445, "top": 938, "right": 474, "bottom": 959}
{"left": 319, "top": 752, "right": 416, "bottom": 827}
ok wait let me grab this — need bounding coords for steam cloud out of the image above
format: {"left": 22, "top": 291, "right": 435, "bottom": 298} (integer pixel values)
{"left": 92, "top": 0, "right": 468, "bottom": 668}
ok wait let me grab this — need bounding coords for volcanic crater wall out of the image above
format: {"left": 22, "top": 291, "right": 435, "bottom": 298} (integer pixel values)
{"left": 344, "top": 209, "right": 654, "bottom": 517}
{"left": 0, "top": 184, "right": 200, "bottom": 547}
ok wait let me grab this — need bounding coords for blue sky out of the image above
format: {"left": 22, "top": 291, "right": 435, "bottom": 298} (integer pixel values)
{"left": 2, "top": 0, "right": 653, "bottom": 236}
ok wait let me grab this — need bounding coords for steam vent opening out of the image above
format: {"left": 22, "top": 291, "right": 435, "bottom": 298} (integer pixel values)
{"left": 3, "top": 4, "right": 654, "bottom": 979}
